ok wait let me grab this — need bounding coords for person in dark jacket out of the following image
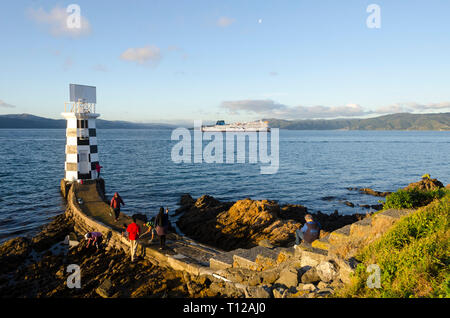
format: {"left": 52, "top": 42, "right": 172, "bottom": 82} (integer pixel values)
{"left": 155, "top": 207, "right": 169, "bottom": 250}
{"left": 295, "top": 214, "right": 321, "bottom": 245}
{"left": 110, "top": 192, "right": 125, "bottom": 222}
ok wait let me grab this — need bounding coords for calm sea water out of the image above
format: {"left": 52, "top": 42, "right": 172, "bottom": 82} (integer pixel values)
{"left": 0, "top": 129, "right": 449, "bottom": 243}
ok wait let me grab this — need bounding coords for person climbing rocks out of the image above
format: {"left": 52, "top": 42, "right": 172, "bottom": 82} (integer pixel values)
{"left": 84, "top": 232, "right": 103, "bottom": 249}
{"left": 95, "top": 163, "right": 103, "bottom": 179}
{"left": 155, "top": 207, "right": 170, "bottom": 250}
{"left": 110, "top": 192, "right": 125, "bottom": 222}
{"left": 121, "top": 223, "right": 129, "bottom": 239}
{"left": 126, "top": 216, "right": 140, "bottom": 262}
{"left": 295, "top": 214, "right": 321, "bottom": 245}
{"left": 141, "top": 218, "right": 156, "bottom": 243}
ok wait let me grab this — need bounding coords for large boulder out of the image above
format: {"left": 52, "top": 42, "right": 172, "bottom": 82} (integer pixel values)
{"left": 96, "top": 279, "right": 115, "bottom": 298}
{"left": 245, "top": 286, "right": 272, "bottom": 298}
{"left": 405, "top": 178, "right": 444, "bottom": 191}
{"left": 177, "top": 196, "right": 300, "bottom": 251}
{"left": 177, "top": 194, "right": 367, "bottom": 251}
{"left": 316, "top": 261, "right": 338, "bottom": 283}
{"left": 216, "top": 199, "right": 300, "bottom": 248}
{"left": 275, "top": 267, "right": 300, "bottom": 288}
{"left": 195, "top": 195, "right": 221, "bottom": 209}
{"left": 0, "top": 237, "right": 31, "bottom": 272}
{"left": 179, "top": 193, "right": 195, "bottom": 207}
{"left": 300, "top": 267, "right": 321, "bottom": 284}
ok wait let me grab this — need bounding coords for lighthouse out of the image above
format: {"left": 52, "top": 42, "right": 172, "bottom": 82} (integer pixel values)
{"left": 62, "top": 84, "right": 100, "bottom": 182}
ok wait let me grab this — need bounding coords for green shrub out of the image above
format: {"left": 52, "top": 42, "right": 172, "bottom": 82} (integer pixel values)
{"left": 383, "top": 188, "right": 448, "bottom": 210}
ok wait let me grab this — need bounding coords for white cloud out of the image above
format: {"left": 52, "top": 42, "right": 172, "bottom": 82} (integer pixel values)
{"left": 375, "top": 102, "right": 450, "bottom": 114}
{"left": 27, "top": 6, "right": 91, "bottom": 37}
{"left": 220, "top": 99, "right": 369, "bottom": 119}
{"left": 0, "top": 100, "right": 16, "bottom": 108}
{"left": 217, "top": 16, "right": 235, "bottom": 27}
{"left": 221, "top": 99, "right": 450, "bottom": 119}
{"left": 120, "top": 46, "right": 162, "bottom": 65}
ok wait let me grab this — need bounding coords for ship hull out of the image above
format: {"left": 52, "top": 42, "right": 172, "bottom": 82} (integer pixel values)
{"left": 201, "top": 127, "right": 271, "bottom": 132}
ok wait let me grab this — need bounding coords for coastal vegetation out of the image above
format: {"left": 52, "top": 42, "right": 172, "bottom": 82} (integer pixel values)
{"left": 382, "top": 176, "right": 448, "bottom": 210}
{"left": 382, "top": 188, "right": 448, "bottom": 210}
{"left": 336, "top": 184, "right": 450, "bottom": 297}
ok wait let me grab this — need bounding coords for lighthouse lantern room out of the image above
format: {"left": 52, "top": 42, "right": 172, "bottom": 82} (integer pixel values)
{"left": 62, "top": 84, "right": 100, "bottom": 182}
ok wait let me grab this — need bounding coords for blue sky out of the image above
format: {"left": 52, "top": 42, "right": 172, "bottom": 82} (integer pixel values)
{"left": 1, "top": 0, "right": 450, "bottom": 124}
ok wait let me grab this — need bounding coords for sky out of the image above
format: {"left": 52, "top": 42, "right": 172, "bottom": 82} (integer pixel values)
{"left": 1, "top": 0, "right": 450, "bottom": 124}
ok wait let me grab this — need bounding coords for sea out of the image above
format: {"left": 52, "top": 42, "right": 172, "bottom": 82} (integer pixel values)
{"left": 0, "top": 129, "right": 448, "bottom": 243}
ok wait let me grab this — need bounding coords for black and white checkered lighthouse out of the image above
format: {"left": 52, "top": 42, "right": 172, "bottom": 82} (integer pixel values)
{"left": 62, "top": 84, "right": 100, "bottom": 182}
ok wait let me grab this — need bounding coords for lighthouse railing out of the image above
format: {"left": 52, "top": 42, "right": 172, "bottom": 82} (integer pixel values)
{"left": 64, "top": 102, "right": 96, "bottom": 114}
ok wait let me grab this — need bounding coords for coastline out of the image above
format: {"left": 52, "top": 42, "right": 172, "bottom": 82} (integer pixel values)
{"left": 0, "top": 178, "right": 371, "bottom": 298}
{"left": 1, "top": 177, "right": 447, "bottom": 298}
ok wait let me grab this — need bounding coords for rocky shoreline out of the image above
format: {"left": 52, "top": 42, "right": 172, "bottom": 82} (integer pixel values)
{"left": 0, "top": 211, "right": 232, "bottom": 298}
{"left": 176, "top": 194, "right": 367, "bottom": 251}
{"left": 0, "top": 188, "right": 371, "bottom": 298}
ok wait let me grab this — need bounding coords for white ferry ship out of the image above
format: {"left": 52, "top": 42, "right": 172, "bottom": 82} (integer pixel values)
{"left": 201, "top": 120, "right": 270, "bottom": 132}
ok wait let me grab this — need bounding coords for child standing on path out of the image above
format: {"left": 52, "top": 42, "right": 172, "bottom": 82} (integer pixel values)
{"left": 126, "top": 216, "right": 140, "bottom": 262}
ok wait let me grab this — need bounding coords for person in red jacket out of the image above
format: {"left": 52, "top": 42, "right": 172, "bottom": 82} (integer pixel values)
{"left": 95, "top": 163, "right": 103, "bottom": 179}
{"left": 126, "top": 216, "right": 140, "bottom": 262}
{"left": 110, "top": 192, "right": 125, "bottom": 222}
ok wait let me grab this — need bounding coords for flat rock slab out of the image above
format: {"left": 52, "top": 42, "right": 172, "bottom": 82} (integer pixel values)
{"left": 328, "top": 224, "right": 351, "bottom": 244}
{"left": 311, "top": 235, "right": 331, "bottom": 251}
{"left": 210, "top": 246, "right": 282, "bottom": 271}
{"left": 294, "top": 245, "right": 329, "bottom": 267}
{"left": 210, "top": 248, "right": 248, "bottom": 270}
{"left": 233, "top": 246, "right": 280, "bottom": 270}
{"left": 172, "top": 244, "right": 216, "bottom": 266}
{"left": 350, "top": 217, "right": 373, "bottom": 236}
{"left": 375, "top": 209, "right": 414, "bottom": 220}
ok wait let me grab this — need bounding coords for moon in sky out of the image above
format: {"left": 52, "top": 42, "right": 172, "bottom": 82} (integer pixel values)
{"left": 258, "top": 19, "right": 263, "bottom": 24}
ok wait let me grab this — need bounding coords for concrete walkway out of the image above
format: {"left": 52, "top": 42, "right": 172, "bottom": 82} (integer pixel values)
{"left": 69, "top": 179, "right": 415, "bottom": 289}
{"left": 73, "top": 180, "right": 225, "bottom": 269}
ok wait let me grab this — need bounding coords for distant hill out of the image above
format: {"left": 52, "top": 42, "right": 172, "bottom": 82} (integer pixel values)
{"left": 0, "top": 114, "right": 176, "bottom": 129}
{"left": 265, "top": 112, "right": 450, "bottom": 130}
{"left": 2, "top": 112, "right": 449, "bottom": 130}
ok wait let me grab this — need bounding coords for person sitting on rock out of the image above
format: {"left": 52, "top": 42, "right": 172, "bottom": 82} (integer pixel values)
{"left": 295, "top": 214, "right": 321, "bottom": 245}
{"left": 85, "top": 232, "right": 103, "bottom": 249}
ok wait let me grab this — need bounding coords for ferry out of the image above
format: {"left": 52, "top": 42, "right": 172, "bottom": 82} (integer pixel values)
{"left": 201, "top": 120, "right": 270, "bottom": 132}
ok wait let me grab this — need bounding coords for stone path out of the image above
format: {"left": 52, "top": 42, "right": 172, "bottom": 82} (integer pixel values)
{"left": 73, "top": 181, "right": 225, "bottom": 270}
{"left": 70, "top": 179, "right": 416, "bottom": 288}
